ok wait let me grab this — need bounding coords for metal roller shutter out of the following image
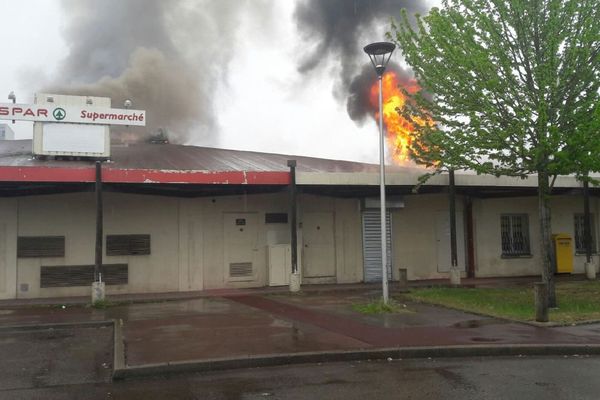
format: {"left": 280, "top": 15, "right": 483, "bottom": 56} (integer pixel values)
{"left": 362, "top": 210, "right": 392, "bottom": 282}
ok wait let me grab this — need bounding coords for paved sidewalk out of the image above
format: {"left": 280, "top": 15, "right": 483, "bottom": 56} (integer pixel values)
{"left": 0, "top": 274, "right": 584, "bottom": 308}
{"left": 1, "top": 285, "right": 600, "bottom": 372}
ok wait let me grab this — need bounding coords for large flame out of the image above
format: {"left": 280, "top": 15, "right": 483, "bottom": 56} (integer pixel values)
{"left": 369, "top": 71, "right": 420, "bottom": 164}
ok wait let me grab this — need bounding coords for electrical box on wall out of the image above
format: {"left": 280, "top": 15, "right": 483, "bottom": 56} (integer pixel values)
{"left": 32, "top": 93, "right": 111, "bottom": 158}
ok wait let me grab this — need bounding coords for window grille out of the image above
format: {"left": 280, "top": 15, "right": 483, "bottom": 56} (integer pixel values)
{"left": 574, "top": 214, "right": 597, "bottom": 254}
{"left": 501, "top": 214, "right": 531, "bottom": 256}
{"left": 106, "top": 234, "right": 151, "bottom": 256}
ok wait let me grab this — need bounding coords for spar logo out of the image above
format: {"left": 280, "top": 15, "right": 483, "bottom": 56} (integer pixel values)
{"left": 52, "top": 108, "right": 66, "bottom": 121}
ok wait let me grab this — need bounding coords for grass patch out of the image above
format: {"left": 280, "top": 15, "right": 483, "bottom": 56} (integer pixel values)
{"left": 352, "top": 298, "right": 410, "bottom": 314}
{"left": 404, "top": 281, "right": 600, "bottom": 324}
{"left": 90, "top": 299, "right": 118, "bottom": 309}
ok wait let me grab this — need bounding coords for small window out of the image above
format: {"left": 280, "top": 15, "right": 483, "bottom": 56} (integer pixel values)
{"left": 265, "top": 213, "right": 288, "bottom": 224}
{"left": 106, "top": 234, "right": 151, "bottom": 256}
{"left": 501, "top": 214, "right": 531, "bottom": 256}
{"left": 17, "top": 236, "right": 65, "bottom": 258}
{"left": 574, "top": 214, "right": 597, "bottom": 254}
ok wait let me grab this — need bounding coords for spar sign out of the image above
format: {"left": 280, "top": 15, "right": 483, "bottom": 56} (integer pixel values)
{"left": 0, "top": 102, "right": 146, "bottom": 126}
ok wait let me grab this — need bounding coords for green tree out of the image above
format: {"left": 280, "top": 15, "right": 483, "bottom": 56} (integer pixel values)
{"left": 391, "top": 0, "right": 600, "bottom": 306}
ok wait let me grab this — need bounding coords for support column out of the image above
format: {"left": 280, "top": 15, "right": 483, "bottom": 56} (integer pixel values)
{"left": 287, "top": 160, "right": 300, "bottom": 292}
{"left": 465, "top": 196, "right": 476, "bottom": 278}
{"left": 92, "top": 161, "right": 105, "bottom": 302}
{"left": 449, "top": 170, "right": 460, "bottom": 285}
{"left": 449, "top": 169, "right": 458, "bottom": 268}
{"left": 583, "top": 178, "right": 595, "bottom": 279}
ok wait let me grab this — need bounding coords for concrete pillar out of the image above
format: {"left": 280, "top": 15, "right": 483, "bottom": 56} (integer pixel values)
{"left": 398, "top": 268, "right": 408, "bottom": 290}
{"left": 534, "top": 282, "right": 549, "bottom": 322}
{"left": 585, "top": 261, "right": 596, "bottom": 280}
{"left": 450, "top": 268, "right": 461, "bottom": 286}
{"left": 92, "top": 281, "right": 106, "bottom": 303}
{"left": 289, "top": 273, "right": 301, "bottom": 293}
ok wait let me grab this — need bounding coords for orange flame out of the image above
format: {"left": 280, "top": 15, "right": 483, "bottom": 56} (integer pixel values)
{"left": 369, "top": 71, "right": 420, "bottom": 164}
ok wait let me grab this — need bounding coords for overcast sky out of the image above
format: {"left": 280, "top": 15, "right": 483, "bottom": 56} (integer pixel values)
{"left": 1, "top": 1, "right": 435, "bottom": 164}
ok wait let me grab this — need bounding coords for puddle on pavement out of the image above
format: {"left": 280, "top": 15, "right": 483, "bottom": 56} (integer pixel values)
{"left": 270, "top": 318, "right": 293, "bottom": 328}
{"left": 103, "top": 298, "right": 236, "bottom": 322}
{"left": 470, "top": 336, "right": 502, "bottom": 342}
{"left": 452, "top": 319, "right": 507, "bottom": 329}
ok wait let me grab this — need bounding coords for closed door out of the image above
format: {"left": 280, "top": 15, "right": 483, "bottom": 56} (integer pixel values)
{"left": 362, "top": 210, "right": 392, "bottom": 282}
{"left": 435, "top": 210, "right": 466, "bottom": 272}
{"left": 303, "top": 212, "right": 335, "bottom": 277}
{"left": 223, "top": 213, "right": 258, "bottom": 281}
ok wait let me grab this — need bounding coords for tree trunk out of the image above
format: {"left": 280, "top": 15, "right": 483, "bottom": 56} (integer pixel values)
{"left": 538, "top": 171, "right": 557, "bottom": 307}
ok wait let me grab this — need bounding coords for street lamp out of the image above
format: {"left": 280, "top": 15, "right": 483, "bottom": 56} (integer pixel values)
{"left": 8, "top": 91, "right": 16, "bottom": 124}
{"left": 364, "top": 41, "right": 395, "bottom": 304}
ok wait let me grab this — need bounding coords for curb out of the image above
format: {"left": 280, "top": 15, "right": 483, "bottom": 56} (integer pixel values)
{"left": 0, "top": 319, "right": 114, "bottom": 332}
{"left": 112, "top": 343, "right": 600, "bottom": 380}
{"left": 113, "top": 318, "right": 125, "bottom": 376}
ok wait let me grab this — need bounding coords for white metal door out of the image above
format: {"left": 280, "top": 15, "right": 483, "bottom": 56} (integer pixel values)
{"left": 223, "top": 213, "right": 259, "bottom": 281}
{"left": 303, "top": 212, "right": 335, "bottom": 278}
{"left": 435, "top": 210, "right": 466, "bottom": 272}
{"left": 362, "top": 210, "right": 392, "bottom": 282}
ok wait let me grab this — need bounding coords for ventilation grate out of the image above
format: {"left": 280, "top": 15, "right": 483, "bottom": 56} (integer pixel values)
{"left": 229, "top": 262, "right": 253, "bottom": 278}
{"left": 40, "top": 264, "right": 128, "bottom": 288}
{"left": 17, "top": 236, "right": 65, "bottom": 258}
{"left": 107, "top": 235, "right": 151, "bottom": 256}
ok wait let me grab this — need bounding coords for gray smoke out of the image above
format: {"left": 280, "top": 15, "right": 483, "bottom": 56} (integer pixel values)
{"left": 49, "top": 0, "right": 273, "bottom": 144}
{"left": 294, "top": 0, "right": 427, "bottom": 122}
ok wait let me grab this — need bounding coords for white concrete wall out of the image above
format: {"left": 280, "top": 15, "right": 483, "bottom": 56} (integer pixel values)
{"left": 199, "top": 192, "right": 291, "bottom": 289}
{"left": 16, "top": 192, "right": 186, "bottom": 298}
{"left": 0, "top": 191, "right": 364, "bottom": 298}
{"left": 473, "top": 195, "right": 600, "bottom": 277}
{"left": 391, "top": 193, "right": 467, "bottom": 280}
{"left": 2, "top": 189, "right": 596, "bottom": 299}
{"left": 0, "top": 198, "right": 17, "bottom": 299}
{"left": 299, "top": 194, "right": 363, "bottom": 284}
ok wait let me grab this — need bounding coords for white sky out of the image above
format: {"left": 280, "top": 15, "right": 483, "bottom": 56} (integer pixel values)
{"left": 0, "top": 1, "right": 433, "bottom": 164}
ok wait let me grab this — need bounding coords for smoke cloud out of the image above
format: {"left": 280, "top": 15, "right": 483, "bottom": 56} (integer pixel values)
{"left": 49, "top": 0, "right": 273, "bottom": 144}
{"left": 294, "top": 0, "right": 427, "bottom": 122}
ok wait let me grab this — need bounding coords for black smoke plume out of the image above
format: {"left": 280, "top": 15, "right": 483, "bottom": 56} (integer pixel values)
{"left": 294, "top": 0, "right": 427, "bottom": 122}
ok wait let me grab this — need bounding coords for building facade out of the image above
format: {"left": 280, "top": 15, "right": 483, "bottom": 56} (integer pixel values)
{"left": 0, "top": 140, "right": 597, "bottom": 299}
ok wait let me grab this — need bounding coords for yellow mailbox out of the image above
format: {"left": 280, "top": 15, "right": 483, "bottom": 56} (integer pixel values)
{"left": 553, "top": 234, "right": 573, "bottom": 274}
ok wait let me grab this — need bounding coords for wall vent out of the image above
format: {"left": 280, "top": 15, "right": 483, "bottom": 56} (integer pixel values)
{"left": 106, "top": 235, "right": 151, "bottom": 256}
{"left": 40, "top": 264, "right": 128, "bottom": 288}
{"left": 229, "top": 262, "right": 253, "bottom": 278}
{"left": 17, "top": 236, "right": 65, "bottom": 258}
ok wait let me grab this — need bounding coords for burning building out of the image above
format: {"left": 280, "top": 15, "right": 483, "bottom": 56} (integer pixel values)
{"left": 0, "top": 133, "right": 596, "bottom": 300}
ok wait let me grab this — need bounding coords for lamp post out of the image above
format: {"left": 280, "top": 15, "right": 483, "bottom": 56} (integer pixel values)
{"left": 8, "top": 91, "right": 16, "bottom": 124}
{"left": 364, "top": 41, "right": 395, "bottom": 304}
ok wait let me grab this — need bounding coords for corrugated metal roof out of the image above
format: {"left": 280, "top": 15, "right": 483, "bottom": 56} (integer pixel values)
{"left": 0, "top": 139, "right": 392, "bottom": 173}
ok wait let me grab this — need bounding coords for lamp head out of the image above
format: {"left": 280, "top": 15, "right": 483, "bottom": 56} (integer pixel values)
{"left": 363, "top": 42, "right": 396, "bottom": 77}
{"left": 7, "top": 91, "right": 15, "bottom": 101}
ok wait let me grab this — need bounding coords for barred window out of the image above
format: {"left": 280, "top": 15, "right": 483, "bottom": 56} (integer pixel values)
{"left": 501, "top": 214, "right": 531, "bottom": 256}
{"left": 574, "top": 214, "right": 597, "bottom": 254}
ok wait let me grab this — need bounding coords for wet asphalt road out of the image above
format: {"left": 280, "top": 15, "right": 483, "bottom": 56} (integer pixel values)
{"left": 0, "top": 324, "right": 113, "bottom": 393}
{"left": 4, "top": 356, "right": 600, "bottom": 400}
